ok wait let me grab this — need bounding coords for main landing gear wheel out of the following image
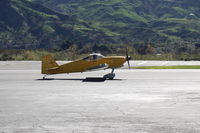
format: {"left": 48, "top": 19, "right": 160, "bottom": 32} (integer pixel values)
{"left": 43, "top": 75, "right": 47, "bottom": 80}
{"left": 103, "top": 73, "right": 115, "bottom": 80}
{"left": 103, "top": 68, "right": 115, "bottom": 80}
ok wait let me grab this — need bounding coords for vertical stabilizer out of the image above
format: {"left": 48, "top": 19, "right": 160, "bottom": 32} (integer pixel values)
{"left": 42, "top": 55, "right": 59, "bottom": 74}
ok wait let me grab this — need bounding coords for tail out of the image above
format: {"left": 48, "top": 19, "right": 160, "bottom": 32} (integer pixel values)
{"left": 41, "top": 55, "right": 59, "bottom": 74}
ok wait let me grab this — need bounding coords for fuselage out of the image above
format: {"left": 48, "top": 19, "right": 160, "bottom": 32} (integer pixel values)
{"left": 42, "top": 54, "right": 127, "bottom": 74}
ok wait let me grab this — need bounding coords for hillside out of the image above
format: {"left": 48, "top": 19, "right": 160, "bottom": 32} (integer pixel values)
{"left": 33, "top": 0, "right": 200, "bottom": 46}
{"left": 1, "top": 0, "right": 200, "bottom": 53}
{"left": 0, "top": 0, "right": 115, "bottom": 49}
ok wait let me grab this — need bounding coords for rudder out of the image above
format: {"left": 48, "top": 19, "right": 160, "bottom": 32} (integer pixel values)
{"left": 42, "top": 55, "right": 59, "bottom": 74}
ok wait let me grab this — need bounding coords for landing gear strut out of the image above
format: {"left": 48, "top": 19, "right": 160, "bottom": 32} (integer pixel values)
{"left": 103, "top": 68, "right": 115, "bottom": 80}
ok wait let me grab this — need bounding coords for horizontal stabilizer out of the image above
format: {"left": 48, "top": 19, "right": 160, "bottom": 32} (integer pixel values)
{"left": 47, "top": 66, "right": 59, "bottom": 71}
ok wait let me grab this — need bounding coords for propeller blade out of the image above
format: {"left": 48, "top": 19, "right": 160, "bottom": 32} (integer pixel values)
{"left": 127, "top": 59, "right": 130, "bottom": 69}
{"left": 126, "top": 47, "right": 128, "bottom": 58}
{"left": 125, "top": 47, "right": 131, "bottom": 69}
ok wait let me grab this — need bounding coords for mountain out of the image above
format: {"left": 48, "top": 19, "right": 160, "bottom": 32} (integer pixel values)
{"left": 0, "top": 0, "right": 115, "bottom": 49}
{"left": 33, "top": 0, "right": 200, "bottom": 46}
{"left": 1, "top": 0, "right": 200, "bottom": 51}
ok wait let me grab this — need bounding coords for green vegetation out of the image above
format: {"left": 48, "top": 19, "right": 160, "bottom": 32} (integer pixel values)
{"left": 0, "top": 0, "right": 111, "bottom": 49}
{"left": 0, "top": 0, "right": 200, "bottom": 60}
{"left": 0, "top": 50, "right": 76, "bottom": 61}
{"left": 0, "top": 46, "right": 200, "bottom": 61}
{"left": 132, "top": 66, "right": 200, "bottom": 69}
{"left": 32, "top": 0, "right": 200, "bottom": 45}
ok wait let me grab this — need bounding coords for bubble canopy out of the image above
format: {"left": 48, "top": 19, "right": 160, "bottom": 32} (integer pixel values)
{"left": 83, "top": 53, "right": 105, "bottom": 61}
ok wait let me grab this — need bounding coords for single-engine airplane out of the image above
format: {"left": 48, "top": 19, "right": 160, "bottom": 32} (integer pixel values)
{"left": 41, "top": 49, "right": 131, "bottom": 80}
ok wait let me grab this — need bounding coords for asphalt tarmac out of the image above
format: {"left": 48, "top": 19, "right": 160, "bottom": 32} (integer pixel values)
{"left": 0, "top": 61, "right": 200, "bottom": 133}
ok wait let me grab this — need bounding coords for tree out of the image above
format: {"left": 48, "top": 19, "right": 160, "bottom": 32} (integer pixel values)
{"left": 145, "top": 43, "right": 155, "bottom": 54}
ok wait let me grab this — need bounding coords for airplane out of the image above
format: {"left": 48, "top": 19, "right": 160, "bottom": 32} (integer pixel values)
{"left": 41, "top": 49, "right": 131, "bottom": 80}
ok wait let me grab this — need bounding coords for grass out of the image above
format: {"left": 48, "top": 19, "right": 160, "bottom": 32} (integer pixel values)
{"left": 132, "top": 65, "right": 200, "bottom": 69}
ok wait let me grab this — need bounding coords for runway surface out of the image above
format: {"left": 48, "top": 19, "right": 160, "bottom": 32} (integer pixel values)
{"left": 0, "top": 61, "right": 200, "bottom": 133}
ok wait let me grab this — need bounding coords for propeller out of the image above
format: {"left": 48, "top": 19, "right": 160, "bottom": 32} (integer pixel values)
{"left": 125, "top": 47, "right": 131, "bottom": 69}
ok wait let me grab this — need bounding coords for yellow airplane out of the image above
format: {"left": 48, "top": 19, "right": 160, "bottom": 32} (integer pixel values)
{"left": 41, "top": 51, "right": 131, "bottom": 80}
